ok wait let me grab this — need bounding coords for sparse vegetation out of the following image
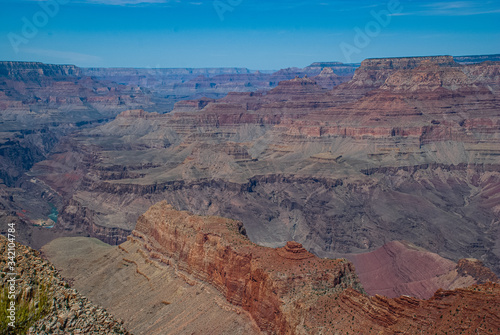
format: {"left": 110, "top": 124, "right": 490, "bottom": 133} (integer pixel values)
{"left": 0, "top": 284, "right": 51, "bottom": 334}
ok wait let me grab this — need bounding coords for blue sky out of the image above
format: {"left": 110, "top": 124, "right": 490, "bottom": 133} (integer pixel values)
{"left": 0, "top": 0, "right": 499, "bottom": 69}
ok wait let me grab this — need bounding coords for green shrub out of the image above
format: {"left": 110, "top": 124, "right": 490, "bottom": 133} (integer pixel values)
{"left": 0, "top": 283, "right": 52, "bottom": 334}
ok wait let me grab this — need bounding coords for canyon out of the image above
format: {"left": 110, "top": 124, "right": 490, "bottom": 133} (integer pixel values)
{"left": 24, "top": 55, "right": 500, "bottom": 278}
{"left": 1, "top": 54, "right": 500, "bottom": 333}
{"left": 0, "top": 60, "right": 353, "bottom": 248}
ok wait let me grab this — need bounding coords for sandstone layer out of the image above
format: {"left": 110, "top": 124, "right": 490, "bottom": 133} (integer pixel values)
{"left": 132, "top": 201, "right": 363, "bottom": 334}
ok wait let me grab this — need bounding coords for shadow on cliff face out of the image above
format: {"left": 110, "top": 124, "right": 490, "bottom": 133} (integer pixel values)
{"left": 47, "top": 164, "right": 500, "bottom": 277}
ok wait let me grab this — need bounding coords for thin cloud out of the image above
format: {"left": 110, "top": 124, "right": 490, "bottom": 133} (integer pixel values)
{"left": 15, "top": 0, "right": 215, "bottom": 6}
{"left": 388, "top": 13, "right": 413, "bottom": 17}
{"left": 408, "top": 1, "right": 500, "bottom": 16}
{"left": 424, "top": 1, "right": 474, "bottom": 10}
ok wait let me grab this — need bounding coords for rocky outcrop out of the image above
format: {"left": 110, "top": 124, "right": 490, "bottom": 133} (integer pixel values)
{"left": 0, "top": 236, "right": 129, "bottom": 334}
{"left": 342, "top": 55, "right": 463, "bottom": 92}
{"left": 360, "top": 55, "right": 458, "bottom": 70}
{"left": 133, "top": 201, "right": 363, "bottom": 334}
{"left": 328, "top": 282, "right": 500, "bottom": 334}
{"left": 456, "top": 258, "right": 499, "bottom": 283}
{"left": 276, "top": 241, "right": 315, "bottom": 260}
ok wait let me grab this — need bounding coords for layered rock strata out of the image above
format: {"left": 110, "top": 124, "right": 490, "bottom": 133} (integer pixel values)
{"left": 132, "top": 201, "right": 363, "bottom": 334}
{"left": 26, "top": 56, "right": 500, "bottom": 283}
{"left": 6, "top": 56, "right": 500, "bottom": 300}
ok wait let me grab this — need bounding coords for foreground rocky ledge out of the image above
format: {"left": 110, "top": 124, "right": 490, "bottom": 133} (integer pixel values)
{"left": 0, "top": 236, "right": 129, "bottom": 334}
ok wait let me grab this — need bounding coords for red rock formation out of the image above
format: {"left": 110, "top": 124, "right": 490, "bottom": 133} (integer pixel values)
{"left": 325, "top": 283, "right": 500, "bottom": 334}
{"left": 276, "top": 241, "right": 315, "bottom": 260}
{"left": 133, "top": 201, "right": 363, "bottom": 334}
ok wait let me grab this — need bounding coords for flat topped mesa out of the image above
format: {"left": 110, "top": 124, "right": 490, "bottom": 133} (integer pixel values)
{"left": 276, "top": 241, "right": 315, "bottom": 260}
{"left": 359, "top": 55, "right": 458, "bottom": 70}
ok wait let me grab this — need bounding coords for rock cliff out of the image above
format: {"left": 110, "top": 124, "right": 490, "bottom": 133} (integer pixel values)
{"left": 0, "top": 61, "right": 81, "bottom": 79}
{"left": 133, "top": 201, "right": 363, "bottom": 334}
